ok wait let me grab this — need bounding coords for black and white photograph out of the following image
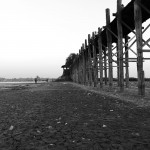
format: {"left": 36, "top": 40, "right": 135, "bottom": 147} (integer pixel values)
{"left": 0, "top": 0, "right": 150, "bottom": 149}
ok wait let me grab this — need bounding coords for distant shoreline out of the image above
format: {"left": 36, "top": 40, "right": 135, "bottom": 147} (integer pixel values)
{"left": 0, "top": 81, "right": 49, "bottom": 84}
{"left": 0, "top": 81, "right": 34, "bottom": 84}
{"left": 0, "top": 81, "right": 34, "bottom": 88}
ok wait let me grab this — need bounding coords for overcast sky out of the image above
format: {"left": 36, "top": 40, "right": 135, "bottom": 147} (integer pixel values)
{"left": 0, "top": 0, "right": 146, "bottom": 78}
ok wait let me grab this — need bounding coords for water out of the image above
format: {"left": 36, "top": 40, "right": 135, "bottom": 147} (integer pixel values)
{"left": 0, "top": 81, "right": 34, "bottom": 89}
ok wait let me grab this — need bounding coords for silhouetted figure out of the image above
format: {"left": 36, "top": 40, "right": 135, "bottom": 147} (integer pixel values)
{"left": 34, "top": 78, "right": 37, "bottom": 84}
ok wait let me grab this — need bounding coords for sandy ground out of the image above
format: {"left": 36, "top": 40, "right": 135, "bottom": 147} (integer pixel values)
{"left": 0, "top": 82, "right": 150, "bottom": 149}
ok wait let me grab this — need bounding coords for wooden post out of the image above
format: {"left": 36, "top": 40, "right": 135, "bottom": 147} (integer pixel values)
{"left": 79, "top": 49, "right": 82, "bottom": 84}
{"left": 125, "top": 36, "right": 129, "bottom": 88}
{"left": 78, "top": 50, "right": 80, "bottom": 84}
{"left": 74, "top": 64, "right": 76, "bottom": 82}
{"left": 77, "top": 54, "right": 79, "bottom": 83}
{"left": 80, "top": 46, "right": 83, "bottom": 84}
{"left": 117, "top": 0, "right": 124, "bottom": 92}
{"left": 72, "top": 59, "right": 75, "bottom": 82}
{"left": 72, "top": 60, "right": 75, "bottom": 82}
{"left": 106, "top": 8, "right": 113, "bottom": 88}
{"left": 116, "top": 43, "right": 120, "bottom": 86}
{"left": 78, "top": 54, "right": 80, "bottom": 83}
{"left": 88, "top": 34, "right": 93, "bottom": 86}
{"left": 75, "top": 59, "right": 78, "bottom": 83}
{"left": 104, "top": 47, "right": 108, "bottom": 85}
{"left": 134, "top": 0, "right": 145, "bottom": 96}
{"left": 98, "top": 28, "right": 103, "bottom": 88}
{"left": 92, "top": 32, "right": 98, "bottom": 87}
{"left": 85, "top": 39, "right": 88, "bottom": 85}
{"left": 82, "top": 44, "right": 86, "bottom": 85}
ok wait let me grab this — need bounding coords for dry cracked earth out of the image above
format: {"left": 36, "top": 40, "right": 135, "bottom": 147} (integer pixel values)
{"left": 0, "top": 82, "right": 150, "bottom": 150}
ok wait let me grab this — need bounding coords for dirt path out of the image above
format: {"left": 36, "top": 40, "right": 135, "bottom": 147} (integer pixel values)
{"left": 0, "top": 82, "right": 150, "bottom": 149}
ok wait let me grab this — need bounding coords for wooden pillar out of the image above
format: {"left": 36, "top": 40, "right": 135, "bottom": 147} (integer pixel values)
{"left": 75, "top": 60, "right": 78, "bottom": 83}
{"left": 92, "top": 32, "right": 98, "bottom": 87}
{"left": 72, "top": 61, "right": 75, "bottom": 82}
{"left": 72, "top": 60, "right": 75, "bottom": 82}
{"left": 106, "top": 8, "right": 113, "bottom": 88}
{"left": 116, "top": 43, "right": 120, "bottom": 86}
{"left": 82, "top": 44, "right": 86, "bottom": 85}
{"left": 75, "top": 58, "right": 77, "bottom": 83}
{"left": 78, "top": 50, "right": 80, "bottom": 84}
{"left": 85, "top": 39, "right": 88, "bottom": 85}
{"left": 77, "top": 54, "right": 80, "bottom": 83}
{"left": 75, "top": 58, "right": 78, "bottom": 83}
{"left": 104, "top": 47, "right": 108, "bottom": 85}
{"left": 117, "top": 0, "right": 124, "bottom": 92}
{"left": 88, "top": 34, "right": 93, "bottom": 86}
{"left": 125, "top": 36, "right": 129, "bottom": 88}
{"left": 98, "top": 28, "right": 103, "bottom": 88}
{"left": 134, "top": 0, "right": 145, "bottom": 96}
{"left": 78, "top": 49, "right": 82, "bottom": 84}
{"left": 81, "top": 48, "right": 83, "bottom": 84}
{"left": 72, "top": 64, "right": 75, "bottom": 82}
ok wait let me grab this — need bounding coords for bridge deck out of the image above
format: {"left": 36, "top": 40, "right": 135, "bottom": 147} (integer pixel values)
{"left": 100, "top": 0, "right": 150, "bottom": 49}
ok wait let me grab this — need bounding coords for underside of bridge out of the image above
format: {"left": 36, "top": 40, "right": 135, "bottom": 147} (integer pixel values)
{"left": 70, "top": 0, "right": 150, "bottom": 96}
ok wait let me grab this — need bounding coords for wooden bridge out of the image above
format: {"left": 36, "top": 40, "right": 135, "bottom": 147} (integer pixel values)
{"left": 67, "top": 0, "right": 150, "bottom": 96}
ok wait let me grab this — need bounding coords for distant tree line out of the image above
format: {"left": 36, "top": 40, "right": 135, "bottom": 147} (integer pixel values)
{"left": 65, "top": 53, "right": 77, "bottom": 69}
{"left": 57, "top": 53, "right": 77, "bottom": 81}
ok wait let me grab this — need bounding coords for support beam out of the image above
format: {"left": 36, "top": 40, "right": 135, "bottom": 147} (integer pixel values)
{"left": 107, "top": 27, "right": 137, "bottom": 56}
{"left": 92, "top": 32, "right": 98, "bottom": 87}
{"left": 120, "top": 20, "right": 150, "bottom": 48}
{"left": 138, "top": 1, "right": 150, "bottom": 15}
{"left": 73, "top": 58, "right": 77, "bottom": 82}
{"left": 134, "top": 0, "right": 145, "bottom": 96}
{"left": 82, "top": 44, "right": 86, "bottom": 85}
{"left": 85, "top": 39, "right": 88, "bottom": 85}
{"left": 142, "top": 37, "right": 150, "bottom": 48}
{"left": 98, "top": 28, "right": 103, "bottom": 88}
{"left": 76, "top": 54, "right": 79, "bottom": 83}
{"left": 117, "top": 44, "right": 120, "bottom": 86}
{"left": 80, "top": 48, "right": 83, "bottom": 84}
{"left": 142, "top": 49, "right": 150, "bottom": 52}
{"left": 106, "top": 8, "right": 113, "bottom": 88}
{"left": 78, "top": 50, "right": 81, "bottom": 84}
{"left": 117, "top": 0, "right": 124, "bottom": 92}
{"left": 104, "top": 48, "right": 108, "bottom": 85}
{"left": 125, "top": 36, "right": 129, "bottom": 88}
{"left": 88, "top": 34, "right": 93, "bottom": 86}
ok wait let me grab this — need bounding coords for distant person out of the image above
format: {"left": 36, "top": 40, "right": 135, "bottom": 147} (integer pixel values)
{"left": 34, "top": 78, "right": 37, "bottom": 84}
